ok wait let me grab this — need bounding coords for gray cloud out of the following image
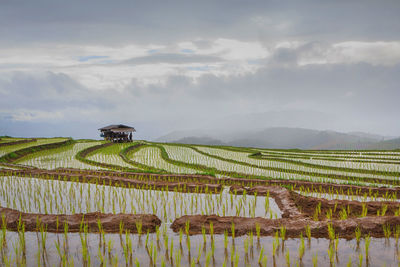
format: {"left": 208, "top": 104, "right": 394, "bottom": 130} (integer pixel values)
{"left": 0, "top": 72, "right": 114, "bottom": 111}
{"left": 1, "top": 0, "right": 399, "bottom": 139}
{"left": 1, "top": 60, "right": 400, "bottom": 138}
{"left": 1, "top": 0, "right": 399, "bottom": 47}
{"left": 121, "top": 53, "right": 223, "bottom": 65}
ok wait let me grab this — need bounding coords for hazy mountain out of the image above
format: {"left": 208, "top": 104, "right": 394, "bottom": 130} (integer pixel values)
{"left": 348, "top": 132, "right": 392, "bottom": 141}
{"left": 170, "top": 136, "right": 226, "bottom": 146}
{"left": 201, "top": 110, "right": 336, "bottom": 132}
{"left": 155, "top": 109, "right": 399, "bottom": 149}
{"left": 157, "top": 127, "right": 398, "bottom": 150}
{"left": 366, "top": 137, "right": 400, "bottom": 150}
{"left": 157, "top": 110, "right": 339, "bottom": 142}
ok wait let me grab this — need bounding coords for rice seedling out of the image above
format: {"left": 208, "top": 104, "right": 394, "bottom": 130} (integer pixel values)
{"left": 383, "top": 224, "right": 392, "bottom": 239}
{"left": 285, "top": 249, "right": 291, "bottom": 267}
{"left": 347, "top": 256, "right": 352, "bottom": 267}
{"left": 365, "top": 234, "right": 371, "bottom": 264}
{"left": 328, "top": 244, "right": 335, "bottom": 266}
{"left": 327, "top": 223, "right": 335, "bottom": 240}
{"left": 258, "top": 245, "right": 264, "bottom": 264}
{"left": 394, "top": 225, "right": 400, "bottom": 243}
{"left": 280, "top": 226, "right": 287, "bottom": 242}
{"left": 355, "top": 227, "right": 362, "bottom": 245}
{"left": 305, "top": 224, "right": 311, "bottom": 241}
{"left": 312, "top": 253, "right": 318, "bottom": 267}
{"left": 298, "top": 233, "right": 305, "bottom": 261}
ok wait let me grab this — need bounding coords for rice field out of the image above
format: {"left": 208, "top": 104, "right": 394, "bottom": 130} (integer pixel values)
{"left": 194, "top": 145, "right": 400, "bottom": 181}
{"left": 86, "top": 143, "right": 141, "bottom": 170}
{"left": 0, "top": 138, "right": 68, "bottom": 157}
{"left": 127, "top": 146, "right": 198, "bottom": 174}
{"left": 16, "top": 141, "right": 104, "bottom": 170}
{"left": 0, "top": 137, "right": 400, "bottom": 266}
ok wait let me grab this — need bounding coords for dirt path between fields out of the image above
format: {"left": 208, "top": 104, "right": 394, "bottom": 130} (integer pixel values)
{"left": 0, "top": 206, "right": 161, "bottom": 233}
{"left": 171, "top": 214, "right": 400, "bottom": 239}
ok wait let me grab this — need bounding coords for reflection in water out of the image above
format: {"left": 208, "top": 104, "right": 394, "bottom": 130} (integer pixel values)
{"left": 1, "top": 230, "right": 399, "bottom": 266}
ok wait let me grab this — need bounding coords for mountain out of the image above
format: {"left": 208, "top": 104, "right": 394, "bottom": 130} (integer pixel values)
{"left": 347, "top": 132, "right": 394, "bottom": 141}
{"left": 170, "top": 136, "right": 226, "bottom": 146}
{"left": 157, "top": 127, "right": 397, "bottom": 150}
{"left": 366, "top": 137, "right": 400, "bottom": 150}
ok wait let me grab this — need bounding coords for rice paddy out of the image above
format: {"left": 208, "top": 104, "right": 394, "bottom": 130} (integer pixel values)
{"left": 0, "top": 137, "right": 400, "bottom": 266}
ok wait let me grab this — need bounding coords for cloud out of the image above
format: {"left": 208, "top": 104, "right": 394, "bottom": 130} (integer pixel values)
{"left": 121, "top": 53, "right": 224, "bottom": 65}
{"left": 0, "top": 0, "right": 400, "bottom": 138}
{"left": 1, "top": 109, "right": 64, "bottom": 122}
{"left": 1, "top": 0, "right": 399, "bottom": 46}
{"left": 267, "top": 41, "right": 400, "bottom": 66}
{"left": 0, "top": 71, "right": 114, "bottom": 111}
{"left": 331, "top": 41, "right": 400, "bottom": 66}
{"left": 1, "top": 60, "right": 400, "bottom": 137}
{"left": 78, "top": 55, "right": 109, "bottom": 62}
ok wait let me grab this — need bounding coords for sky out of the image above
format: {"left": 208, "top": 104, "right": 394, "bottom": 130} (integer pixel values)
{"left": 0, "top": 0, "right": 399, "bottom": 139}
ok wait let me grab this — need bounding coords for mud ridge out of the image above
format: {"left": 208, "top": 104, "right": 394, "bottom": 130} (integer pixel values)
{"left": 290, "top": 190, "right": 400, "bottom": 219}
{"left": 0, "top": 206, "right": 161, "bottom": 233}
{"left": 171, "top": 214, "right": 400, "bottom": 239}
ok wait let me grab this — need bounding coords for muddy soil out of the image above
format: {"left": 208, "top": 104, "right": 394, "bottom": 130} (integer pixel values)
{"left": 171, "top": 214, "right": 400, "bottom": 239}
{"left": 0, "top": 206, "right": 161, "bottom": 233}
{"left": 290, "top": 190, "right": 400, "bottom": 219}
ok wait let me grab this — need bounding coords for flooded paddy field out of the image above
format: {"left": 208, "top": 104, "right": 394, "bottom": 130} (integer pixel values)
{"left": 0, "top": 137, "right": 400, "bottom": 266}
{"left": 2, "top": 228, "right": 400, "bottom": 266}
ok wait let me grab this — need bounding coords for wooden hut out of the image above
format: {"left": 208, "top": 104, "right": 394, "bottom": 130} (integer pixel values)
{"left": 98, "top": 124, "right": 136, "bottom": 142}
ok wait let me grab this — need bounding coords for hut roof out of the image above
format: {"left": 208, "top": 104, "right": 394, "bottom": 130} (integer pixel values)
{"left": 98, "top": 124, "right": 136, "bottom": 132}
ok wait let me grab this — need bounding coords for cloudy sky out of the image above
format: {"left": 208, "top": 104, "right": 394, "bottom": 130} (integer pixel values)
{"left": 0, "top": 0, "right": 399, "bottom": 139}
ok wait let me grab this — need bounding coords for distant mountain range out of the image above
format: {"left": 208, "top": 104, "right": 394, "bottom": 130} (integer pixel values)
{"left": 156, "top": 127, "right": 400, "bottom": 150}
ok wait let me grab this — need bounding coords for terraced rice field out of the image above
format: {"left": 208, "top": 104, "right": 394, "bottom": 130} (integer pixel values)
{"left": 0, "top": 137, "right": 400, "bottom": 266}
{"left": 16, "top": 141, "right": 104, "bottom": 170}
{"left": 0, "top": 138, "right": 68, "bottom": 157}
{"left": 87, "top": 143, "right": 138, "bottom": 170}
{"left": 128, "top": 146, "right": 198, "bottom": 174}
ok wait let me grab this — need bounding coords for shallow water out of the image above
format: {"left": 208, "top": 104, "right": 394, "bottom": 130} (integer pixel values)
{"left": 0, "top": 176, "right": 281, "bottom": 221}
{"left": 0, "top": 175, "right": 398, "bottom": 266}
{"left": 2, "top": 229, "right": 399, "bottom": 266}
